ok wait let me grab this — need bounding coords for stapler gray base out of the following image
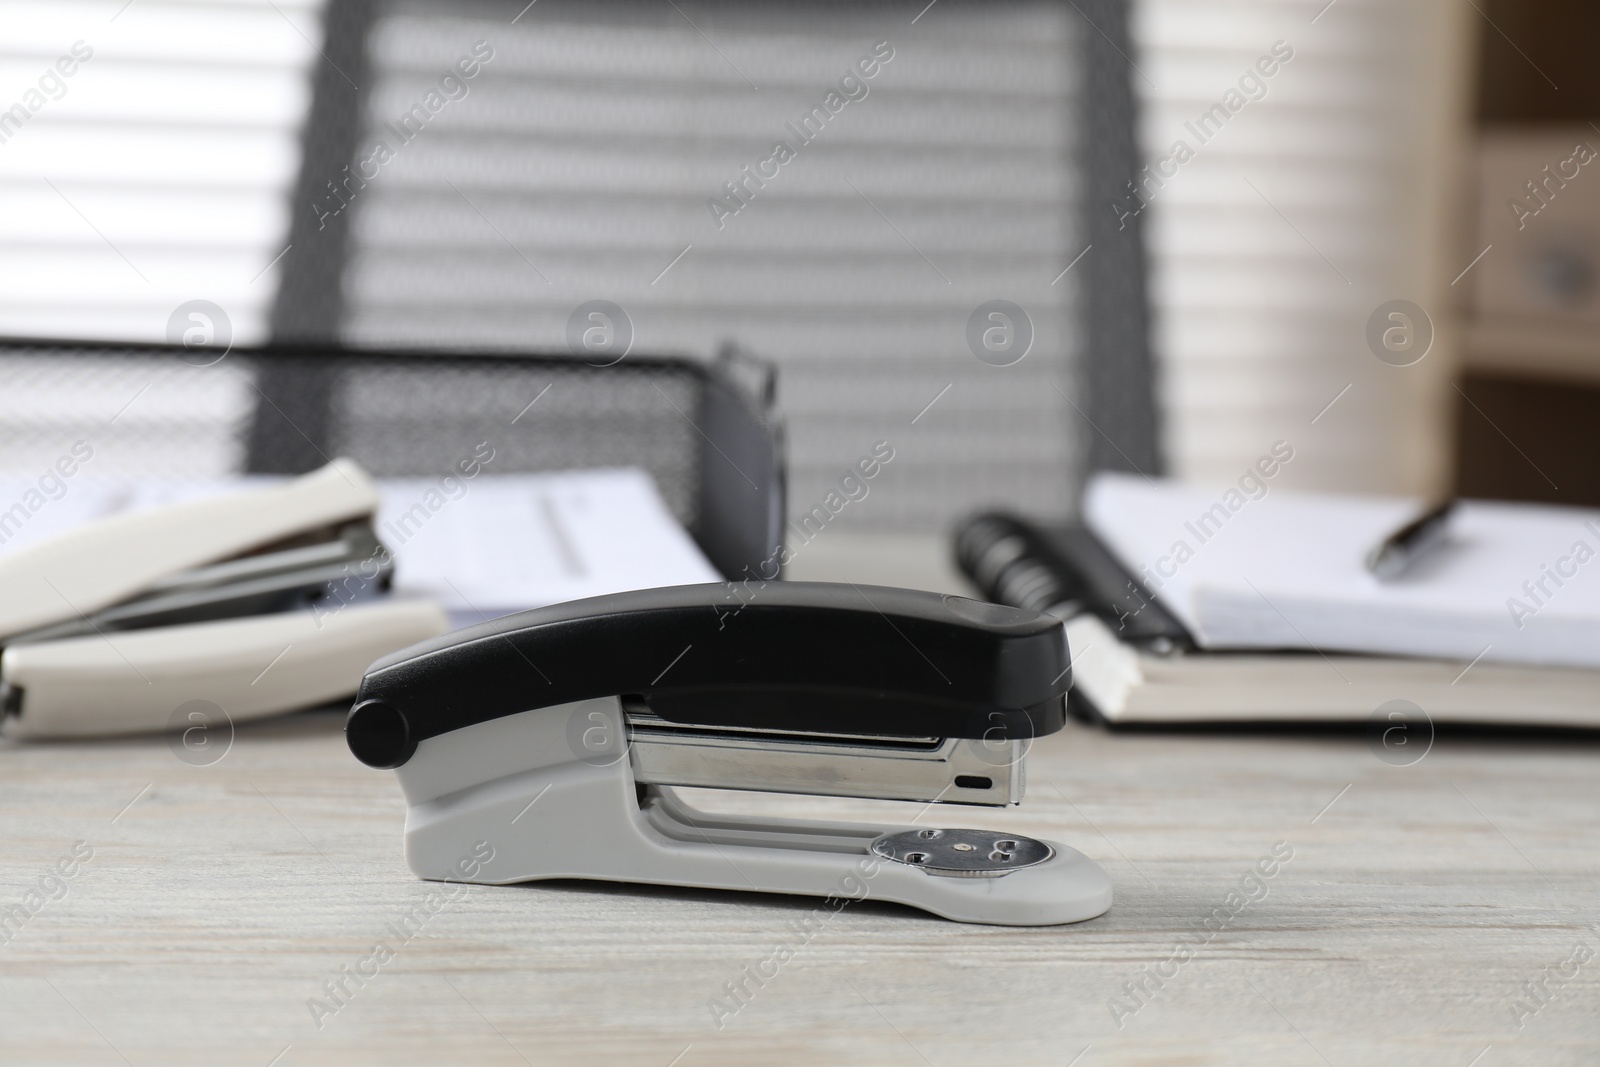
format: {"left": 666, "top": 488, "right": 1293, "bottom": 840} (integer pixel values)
{"left": 394, "top": 697, "right": 1114, "bottom": 927}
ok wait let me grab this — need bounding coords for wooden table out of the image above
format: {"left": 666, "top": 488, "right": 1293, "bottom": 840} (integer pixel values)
{"left": 2, "top": 535, "right": 1597, "bottom": 1065}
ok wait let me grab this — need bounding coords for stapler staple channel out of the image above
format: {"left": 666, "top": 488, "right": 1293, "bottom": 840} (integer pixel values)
{"left": 347, "top": 582, "right": 1113, "bottom": 926}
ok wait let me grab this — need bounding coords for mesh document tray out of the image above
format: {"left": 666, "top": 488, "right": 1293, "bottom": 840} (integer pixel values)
{"left": 0, "top": 339, "right": 785, "bottom": 582}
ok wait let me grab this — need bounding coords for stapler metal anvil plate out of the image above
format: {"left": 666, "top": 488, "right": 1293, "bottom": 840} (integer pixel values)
{"left": 346, "top": 583, "right": 1113, "bottom": 926}
{"left": 0, "top": 459, "right": 448, "bottom": 739}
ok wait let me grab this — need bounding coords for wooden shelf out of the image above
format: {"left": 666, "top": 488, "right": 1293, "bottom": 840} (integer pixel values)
{"left": 1464, "top": 315, "right": 1600, "bottom": 384}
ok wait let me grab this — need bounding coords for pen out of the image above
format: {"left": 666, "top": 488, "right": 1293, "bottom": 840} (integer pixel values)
{"left": 1365, "top": 500, "right": 1456, "bottom": 581}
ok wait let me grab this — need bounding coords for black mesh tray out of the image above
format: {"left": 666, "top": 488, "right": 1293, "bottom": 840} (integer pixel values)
{"left": 0, "top": 338, "right": 785, "bottom": 582}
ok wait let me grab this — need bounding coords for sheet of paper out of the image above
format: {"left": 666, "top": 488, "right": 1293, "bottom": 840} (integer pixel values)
{"left": 375, "top": 468, "right": 720, "bottom": 618}
{"left": 1084, "top": 472, "right": 1600, "bottom": 668}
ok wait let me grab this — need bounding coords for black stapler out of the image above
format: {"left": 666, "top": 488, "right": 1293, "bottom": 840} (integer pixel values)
{"left": 346, "top": 582, "right": 1112, "bottom": 925}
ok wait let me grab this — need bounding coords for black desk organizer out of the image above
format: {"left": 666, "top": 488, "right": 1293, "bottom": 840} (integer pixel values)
{"left": 0, "top": 339, "right": 786, "bottom": 583}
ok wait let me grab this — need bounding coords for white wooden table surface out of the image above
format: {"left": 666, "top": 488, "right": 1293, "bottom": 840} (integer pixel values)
{"left": 1, "top": 535, "right": 1596, "bottom": 1066}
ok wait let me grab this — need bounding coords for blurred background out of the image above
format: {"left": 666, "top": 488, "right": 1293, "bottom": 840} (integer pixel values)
{"left": 0, "top": 0, "right": 1591, "bottom": 530}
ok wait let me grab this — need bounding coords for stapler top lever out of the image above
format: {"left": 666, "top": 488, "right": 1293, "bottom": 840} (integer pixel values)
{"left": 348, "top": 583, "right": 1113, "bottom": 926}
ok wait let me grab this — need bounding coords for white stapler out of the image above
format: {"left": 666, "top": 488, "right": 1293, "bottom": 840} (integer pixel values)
{"left": 0, "top": 459, "right": 448, "bottom": 739}
{"left": 346, "top": 583, "right": 1113, "bottom": 926}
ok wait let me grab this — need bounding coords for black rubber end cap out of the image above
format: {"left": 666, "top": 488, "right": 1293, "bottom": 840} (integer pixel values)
{"left": 346, "top": 699, "right": 414, "bottom": 769}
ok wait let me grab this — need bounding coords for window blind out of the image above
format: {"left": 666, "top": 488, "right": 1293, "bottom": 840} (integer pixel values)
{"left": 338, "top": 0, "right": 1084, "bottom": 530}
{"left": 1131, "top": 0, "right": 1470, "bottom": 495}
{"left": 0, "top": 0, "right": 325, "bottom": 477}
{"left": 0, "top": 0, "right": 325, "bottom": 345}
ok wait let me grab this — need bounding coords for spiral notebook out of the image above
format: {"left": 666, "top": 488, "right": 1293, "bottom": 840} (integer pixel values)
{"left": 953, "top": 510, "right": 1600, "bottom": 727}
{"left": 1083, "top": 473, "right": 1600, "bottom": 670}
